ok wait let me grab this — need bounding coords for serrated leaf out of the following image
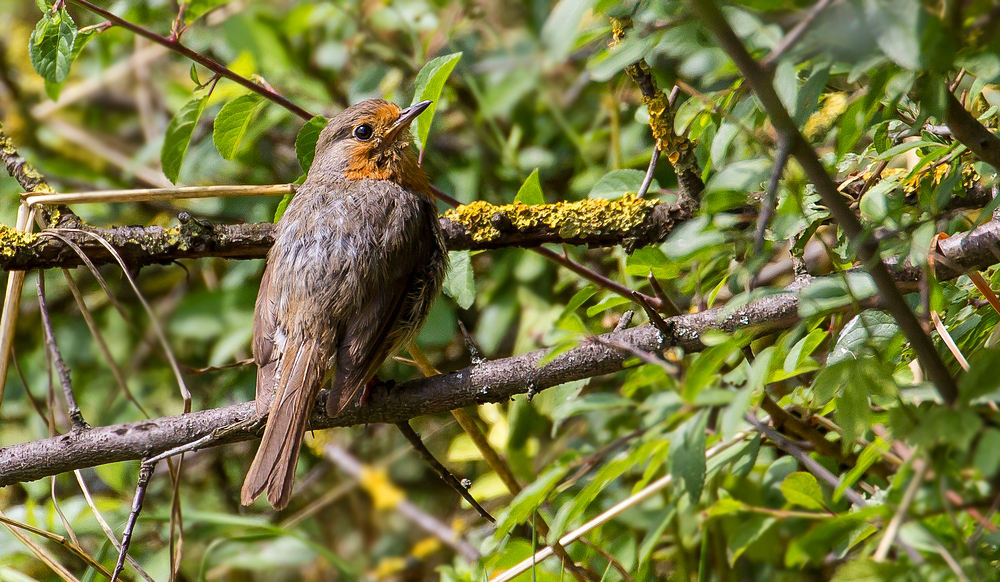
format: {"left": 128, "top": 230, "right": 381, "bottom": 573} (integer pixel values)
{"left": 43, "top": 23, "right": 100, "bottom": 100}
{"left": 514, "top": 168, "right": 544, "bottom": 205}
{"left": 443, "top": 250, "right": 475, "bottom": 309}
{"left": 161, "top": 93, "right": 208, "bottom": 184}
{"left": 589, "top": 169, "right": 656, "bottom": 199}
{"left": 213, "top": 94, "right": 265, "bottom": 160}
{"left": 295, "top": 115, "right": 328, "bottom": 173}
{"left": 828, "top": 311, "right": 899, "bottom": 366}
{"left": 410, "top": 52, "right": 462, "bottom": 150}
{"left": 29, "top": 8, "right": 77, "bottom": 85}
{"left": 780, "top": 472, "right": 826, "bottom": 511}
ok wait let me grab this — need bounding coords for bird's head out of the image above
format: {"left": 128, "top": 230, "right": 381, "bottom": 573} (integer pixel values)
{"left": 310, "top": 98, "right": 432, "bottom": 194}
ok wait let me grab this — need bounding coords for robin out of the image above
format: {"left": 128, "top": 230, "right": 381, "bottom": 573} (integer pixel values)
{"left": 241, "top": 99, "right": 447, "bottom": 509}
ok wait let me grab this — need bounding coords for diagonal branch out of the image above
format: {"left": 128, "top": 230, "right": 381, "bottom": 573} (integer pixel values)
{"left": 944, "top": 90, "right": 1000, "bottom": 173}
{"left": 686, "top": 0, "right": 959, "bottom": 406}
{"left": 65, "top": 0, "right": 314, "bottom": 121}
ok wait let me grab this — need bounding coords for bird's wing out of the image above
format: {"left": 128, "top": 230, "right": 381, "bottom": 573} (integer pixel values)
{"left": 252, "top": 262, "right": 280, "bottom": 417}
{"left": 328, "top": 265, "right": 420, "bottom": 414}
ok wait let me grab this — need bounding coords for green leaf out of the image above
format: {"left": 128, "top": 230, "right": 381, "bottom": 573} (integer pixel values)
{"left": 273, "top": 193, "right": 294, "bottom": 223}
{"left": 828, "top": 311, "right": 900, "bottom": 366}
{"left": 707, "top": 497, "right": 747, "bottom": 518}
{"left": 493, "top": 463, "right": 571, "bottom": 539}
{"left": 29, "top": 8, "right": 77, "bottom": 85}
{"left": 625, "top": 246, "right": 677, "bottom": 281}
{"left": 589, "top": 169, "right": 656, "bottom": 199}
{"left": 671, "top": 410, "right": 708, "bottom": 503}
{"left": 727, "top": 515, "right": 775, "bottom": 566}
{"left": 213, "top": 94, "right": 265, "bottom": 160}
{"left": 588, "top": 31, "right": 655, "bottom": 82}
{"left": 780, "top": 472, "right": 826, "bottom": 511}
{"left": 410, "top": 52, "right": 462, "bottom": 151}
{"left": 958, "top": 347, "right": 1000, "bottom": 405}
{"left": 43, "top": 24, "right": 100, "bottom": 100}
{"left": 799, "top": 273, "right": 877, "bottom": 318}
{"left": 161, "top": 93, "right": 209, "bottom": 184}
{"left": 184, "top": 0, "right": 229, "bottom": 24}
{"left": 831, "top": 559, "right": 907, "bottom": 582}
{"left": 514, "top": 168, "right": 544, "bottom": 205}
{"left": 442, "top": 250, "right": 475, "bottom": 309}
{"left": 295, "top": 115, "right": 328, "bottom": 173}
{"left": 782, "top": 328, "right": 826, "bottom": 376}
{"left": 974, "top": 428, "right": 1000, "bottom": 478}
{"left": 835, "top": 437, "right": 888, "bottom": 502}
{"left": 586, "top": 294, "right": 631, "bottom": 317}
{"left": 540, "top": 0, "right": 596, "bottom": 62}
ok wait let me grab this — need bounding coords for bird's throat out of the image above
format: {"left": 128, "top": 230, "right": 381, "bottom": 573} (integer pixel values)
{"left": 343, "top": 149, "right": 432, "bottom": 197}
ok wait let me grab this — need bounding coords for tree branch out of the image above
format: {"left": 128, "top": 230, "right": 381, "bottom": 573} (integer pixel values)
{"left": 687, "top": 0, "right": 960, "bottom": 406}
{"left": 65, "top": 0, "right": 315, "bottom": 121}
{"left": 0, "top": 194, "right": 696, "bottom": 271}
{"left": 0, "top": 216, "right": 996, "bottom": 486}
{"left": 944, "top": 90, "right": 1000, "bottom": 173}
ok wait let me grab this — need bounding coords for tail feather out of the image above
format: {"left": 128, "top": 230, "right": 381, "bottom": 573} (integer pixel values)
{"left": 242, "top": 342, "right": 324, "bottom": 508}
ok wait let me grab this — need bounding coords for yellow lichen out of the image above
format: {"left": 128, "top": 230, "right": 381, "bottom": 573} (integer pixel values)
{"left": 443, "top": 194, "right": 659, "bottom": 243}
{"left": 804, "top": 93, "right": 848, "bottom": 140}
{"left": 0, "top": 225, "right": 38, "bottom": 259}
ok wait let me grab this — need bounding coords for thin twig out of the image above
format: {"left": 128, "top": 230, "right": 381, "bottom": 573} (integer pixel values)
{"left": 66, "top": 0, "right": 314, "bottom": 121}
{"left": 323, "top": 444, "right": 481, "bottom": 562}
{"left": 631, "top": 290, "right": 672, "bottom": 339}
{"left": 761, "top": 0, "right": 836, "bottom": 67}
{"left": 751, "top": 135, "right": 791, "bottom": 287}
{"left": 873, "top": 459, "right": 928, "bottom": 562}
{"left": 394, "top": 421, "right": 495, "bottom": 523}
{"left": 637, "top": 148, "right": 660, "bottom": 198}
{"left": 0, "top": 204, "right": 36, "bottom": 403}
{"left": 110, "top": 463, "right": 154, "bottom": 582}
{"left": 408, "top": 344, "right": 597, "bottom": 582}
{"left": 745, "top": 413, "right": 868, "bottom": 507}
{"left": 535, "top": 246, "right": 661, "bottom": 311}
{"left": 490, "top": 428, "right": 755, "bottom": 582}
{"left": 688, "top": 0, "right": 959, "bottom": 406}
{"left": 36, "top": 274, "right": 88, "bottom": 430}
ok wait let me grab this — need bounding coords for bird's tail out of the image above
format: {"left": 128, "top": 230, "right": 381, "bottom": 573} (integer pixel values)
{"left": 241, "top": 342, "right": 324, "bottom": 509}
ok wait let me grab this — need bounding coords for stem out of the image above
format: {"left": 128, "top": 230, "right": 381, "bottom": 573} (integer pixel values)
{"left": 66, "top": 0, "right": 315, "bottom": 121}
{"left": 688, "top": 0, "right": 959, "bottom": 406}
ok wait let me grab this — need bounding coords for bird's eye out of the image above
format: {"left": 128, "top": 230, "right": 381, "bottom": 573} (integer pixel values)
{"left": 353, "top": 123, "right": 374, "bottom": 141}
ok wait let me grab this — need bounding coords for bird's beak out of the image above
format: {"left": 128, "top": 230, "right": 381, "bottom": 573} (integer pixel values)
{"left": 386, "top": 100, "right": 432, "bottom": 140}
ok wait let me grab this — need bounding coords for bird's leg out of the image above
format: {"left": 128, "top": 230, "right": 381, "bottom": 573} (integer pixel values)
{"left": 358, "top": 377, "right": 393, "bottom": 407}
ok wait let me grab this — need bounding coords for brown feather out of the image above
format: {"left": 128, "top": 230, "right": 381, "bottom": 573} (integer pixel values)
{"left": 241, "top": 341, "right": 326, "bottom": 508}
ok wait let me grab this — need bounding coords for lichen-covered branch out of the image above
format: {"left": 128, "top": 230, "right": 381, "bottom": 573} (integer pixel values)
{"left": 0, "top": 120, "right": 56, "bottom": 196}
{"left": 610, "top": 17, "right": 703, "bottom": 198}
{"left": 0, "top": 195, "right": 697, "bottom": 271}
{"left": 0, "top": 215, "right": 996, "bottom": 486}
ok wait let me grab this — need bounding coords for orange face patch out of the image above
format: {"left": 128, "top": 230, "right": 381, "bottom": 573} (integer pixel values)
{"left": 341, "top": 104, "right": 431, "bottom": 197}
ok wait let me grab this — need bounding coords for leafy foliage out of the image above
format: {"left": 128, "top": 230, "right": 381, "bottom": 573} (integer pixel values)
{"left": 3, "top": 0, "right": 1000, "bottom": 580}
